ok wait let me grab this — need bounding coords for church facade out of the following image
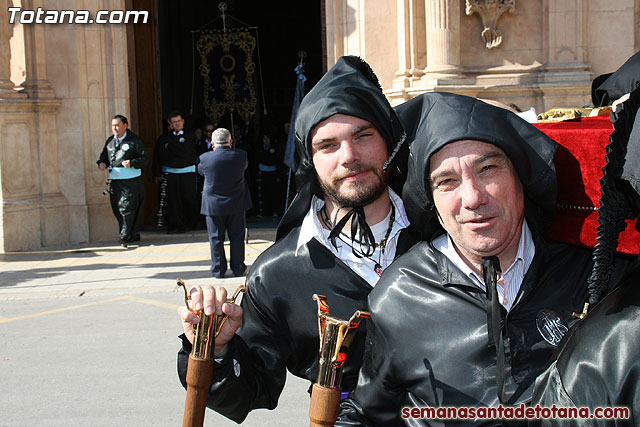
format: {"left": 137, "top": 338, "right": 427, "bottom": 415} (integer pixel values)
{"left": 0, "top": 0, "right": 637, "bottom": 251}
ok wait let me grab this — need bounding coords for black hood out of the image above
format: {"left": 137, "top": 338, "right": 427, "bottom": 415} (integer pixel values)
{"left": 592, "top": 50, "right": 640, "bottom": 107}
{"left": 276, "top": 56, "right": 407, "bottom": 240}
{"left": 396, "top": 92, "right": 558, "bottom": 239}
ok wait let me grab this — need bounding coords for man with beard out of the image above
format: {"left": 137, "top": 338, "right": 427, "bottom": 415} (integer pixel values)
{"left": 176, "top": 56, "right": 417, "bottom": 422}
{"left": 336, "top": 92, "right": 634, "bottom": 426}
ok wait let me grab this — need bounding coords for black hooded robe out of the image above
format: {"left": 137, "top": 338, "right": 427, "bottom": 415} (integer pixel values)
{"left": 530, "top": 264, "right": 640, "bottom": 427}
{"left": 152, "top": 130, "right": 199, "bottom": 232}
{"left": 177, "top": 56, "right": 417, "bottom": 423}
{"left": 530, "top": 84, "right": 640, "bottom": 427}
{"left": 337, "top": 93, "right": 633, "bottom": 426}
{"left": 592, "top": 50, "right": 640, "bottom": 107}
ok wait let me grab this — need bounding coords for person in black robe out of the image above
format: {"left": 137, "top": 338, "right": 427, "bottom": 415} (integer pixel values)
{"left": 176, "top": 56, "right": 418, "bottom": 423}
{"left": 531, "top": 73, "right": 640, "bottom": 427}
{"left": 336, "top": 92, "right": 634, "bottom": 426}
{"left": 152, "top": 111, "right": 199, "bottom": 233}
{"left": 592, "top": 50, "right": 640, "bottom": 107}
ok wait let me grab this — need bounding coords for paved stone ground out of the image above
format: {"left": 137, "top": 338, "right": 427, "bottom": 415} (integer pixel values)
{"left": 0, "top": 224, "right": 309, "bottom": 426}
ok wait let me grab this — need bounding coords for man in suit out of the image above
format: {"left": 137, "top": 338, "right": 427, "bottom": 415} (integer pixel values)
{"left": 198, "top": 127, "right": 251, "bottom": 278}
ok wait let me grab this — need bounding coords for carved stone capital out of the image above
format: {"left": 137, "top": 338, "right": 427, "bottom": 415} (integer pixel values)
{"left": 465, "top": 0, "right": 515, "bottom": 49}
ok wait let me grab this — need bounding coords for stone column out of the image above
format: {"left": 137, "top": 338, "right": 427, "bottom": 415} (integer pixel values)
{"left": 394, "top": 0, "right": 411, "bottom": 87}
{"left": 423, "top": 0, "right": 461, "bottom": 75}
{"left": 0, "top": 1, "right": 68, "bottom": 251}
{"left": 539, "top": 0, "right": 592, "bottom": 109}
{"left": 0, "top": 98, "right": 65, "bottom": 252}
{"left": 324, "top": 0, "right": 370, "bottom": 68}
{"left": 324, "top": 0, "right": 346, "bottom": 67}
{"left": 20, "top": 0, "right": 56, "bottom": 98}
{"left": 0, "top": 3, "right": 26, "bottom": 98}
{"left": 388, "top": 0, "right": 435, "bottom": 104}
{"left": 393, "top": 0, "right": 426, "bottom": 88}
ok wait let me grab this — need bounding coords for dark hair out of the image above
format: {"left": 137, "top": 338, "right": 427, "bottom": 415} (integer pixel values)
{"left": 168, "top": 110, "right": 183, "bottom": 121}
{"left": 507, "top": 103, "right": 522, "bottom": 113}
{"left": 112, "top": 114, "right": 128, "bottom": 125}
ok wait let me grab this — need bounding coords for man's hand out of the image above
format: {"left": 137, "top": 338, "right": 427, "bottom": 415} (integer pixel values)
{"left": 122, "top": 160, "right": 131, "bottom": 168}
{"left": 177, "top": 285, "right": 243, "bottom": 358}
{"left": 98, "top": 162, "right": 107, "bottom": 170}
{"left": 155, "top": 176, "right": 161, "bottom": 184}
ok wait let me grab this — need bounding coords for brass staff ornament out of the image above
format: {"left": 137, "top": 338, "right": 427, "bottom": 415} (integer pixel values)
{"left": 309, "top": 294, "right": 370, "bottom": 427}
{"left": 177, "top": 279, "right": 246, "bottom": 427}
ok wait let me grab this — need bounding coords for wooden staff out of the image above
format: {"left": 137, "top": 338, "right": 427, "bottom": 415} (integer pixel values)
{"left": 177, "top": 279, "right": 246, "bottom": 427}
{"left": 309, "top": 294, "right": 369, "bottom": 427}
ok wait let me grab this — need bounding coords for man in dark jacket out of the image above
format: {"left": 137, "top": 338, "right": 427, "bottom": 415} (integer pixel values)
{"left": 152, "top": 111, "right": 199, "bottom": 233}
{"left": 176, "top": 56, "right": 418, "bottom": 423}
{"left": 97, "top": 114, "right": 148, "bottom": 246}
{"left": 198, "top": 127, "right": 251, "bottom": 278}
{"left": 336, "top": 93, "right": 633, "bottom": 426}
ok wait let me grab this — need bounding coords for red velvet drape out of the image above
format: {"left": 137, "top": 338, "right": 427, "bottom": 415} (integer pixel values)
{"left": 534, "top": 116, "right": 639, "bottom": 254}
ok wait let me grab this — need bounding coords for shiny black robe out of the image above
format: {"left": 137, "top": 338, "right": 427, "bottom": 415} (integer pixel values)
{"left": 177, "top": 225, "right": 418, "bottom": 423}
{"left": 592, "top": 50, "right": 640, "bottom": 107}
{"left": 531, "top": 262, "right": 640, "bottom": 426}
{"left": 336, "top": 232, "right": 631, "bottom": 427}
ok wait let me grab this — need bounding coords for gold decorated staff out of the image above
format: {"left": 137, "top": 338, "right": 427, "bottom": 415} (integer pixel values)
{"left": 177, "top": 279, "right": 246, "bottom": 427}
{"left": 309, "top": 294, "right": 370, "bottom": 427}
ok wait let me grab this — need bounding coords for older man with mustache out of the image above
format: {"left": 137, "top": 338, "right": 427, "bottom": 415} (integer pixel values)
{"left": 336, "top": 92, "right": 635, "bottom": 426}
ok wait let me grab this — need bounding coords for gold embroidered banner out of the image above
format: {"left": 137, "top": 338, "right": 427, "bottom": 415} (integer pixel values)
{"left": 196, "top": 28, "right": 257, "bottom": 127}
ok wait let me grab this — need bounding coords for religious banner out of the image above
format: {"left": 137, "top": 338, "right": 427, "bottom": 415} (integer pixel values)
{"left": 196, "top": 28, "right": 258, "bottom": 128}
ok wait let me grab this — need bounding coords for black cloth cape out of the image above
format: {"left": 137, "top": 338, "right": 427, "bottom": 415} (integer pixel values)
{"left": 623, "top": 107, "right": 640, "bottom": 215}
{"left": 530, "top": 261, "right": 640, "bottom": 427}
{"left": 177, "top": 224, "right": 418, "bottom": 423}
{"left": 592, "top": 50, "right": 640, "bottom": 107}
{"left": 336, "top": 235, "right": 631, "bottom": 426}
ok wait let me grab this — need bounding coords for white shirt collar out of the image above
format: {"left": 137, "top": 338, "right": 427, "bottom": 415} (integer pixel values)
{"left": 295, "top": 188, "right": 409, "bottom": 257}
{"left": 433, "top": 220, "right": 535, "bottom": 310}
{"left": 115, "top": 131, "right": 127, "bottom": 143}
{"left": 173, "top": 130, "right": 184, "bottom": 136}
